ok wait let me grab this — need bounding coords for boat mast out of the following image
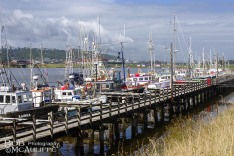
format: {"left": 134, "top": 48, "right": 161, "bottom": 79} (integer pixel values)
{"left": 209, "top": 49, "right": 212, "bottom": 69}
{"left": 216, "top": 53, "right": 218, "bottom": 78}
{"left": 0, "top": 26, "right": 12, "bottom": 88}
{"left": 222, "top": 53, "right": 224, "bottom": 69}
{"left": 40, "top": 44, "right": 48, "bottom": 82}
{"left": 30, "top": 43, "right": 33, "bottom": 89}
{"left": 188, "top": 37, "right": 192, "bottom": 78}
{"left": 173, "top": 14, "right": 176, "bottom": 71}
{"left": 148, "top": 27, "right": 154, "bottom": 73}
{"left": 202, "top": 48, "right": 205, "bottom": 71}
{"left": 120, "top": 24, "right": 126, "bottom": 82}
{"left": 65, "top": 30, "right": 72, "bottom": 79}
{"left": 91, "top": 16, "right": 101, "bottom": 80}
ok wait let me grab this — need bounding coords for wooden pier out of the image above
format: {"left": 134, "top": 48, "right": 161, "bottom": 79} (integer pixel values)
{"left": 0, "top": 74, "right": 233, "bottom": 154}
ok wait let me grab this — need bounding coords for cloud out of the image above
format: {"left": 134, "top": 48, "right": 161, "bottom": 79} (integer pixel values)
{"left": 0, "top": 0, "right": 233, "bottom": 61}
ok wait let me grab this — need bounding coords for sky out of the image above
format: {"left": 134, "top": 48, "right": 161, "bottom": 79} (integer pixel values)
{"left": 0, "top": 0, "right": 234, "bottom": 62}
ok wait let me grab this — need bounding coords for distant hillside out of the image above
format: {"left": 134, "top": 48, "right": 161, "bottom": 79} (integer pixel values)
{"left": 0, "top": 47, "right": 118, "bottom": 63}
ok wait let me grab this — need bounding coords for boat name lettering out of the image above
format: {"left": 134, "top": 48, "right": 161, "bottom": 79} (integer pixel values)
{"left": 18, "top": 114, "right": 31, "bottom": 118}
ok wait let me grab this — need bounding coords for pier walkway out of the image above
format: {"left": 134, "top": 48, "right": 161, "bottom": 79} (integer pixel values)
{"left": 0, "top": 74, "right": 233, "bottom": 151}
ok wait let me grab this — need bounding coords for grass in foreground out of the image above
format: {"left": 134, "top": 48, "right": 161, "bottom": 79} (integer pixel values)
{"left": 128, "top": 105, "right": 234, "bottom": 156}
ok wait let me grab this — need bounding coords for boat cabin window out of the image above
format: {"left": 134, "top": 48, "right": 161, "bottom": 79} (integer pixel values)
{"left": 106, "top": 84, "right": 110, "bottom": 89}
{"left": 126, "top": 78, "right": 132, "bottom": 81}
{"left": 6, "top": 95, "right": 10, "bottom": 103}
{"left": 22, "top": 94, "right": 32, "bottom": 102}
{"left": 149, "top": 77, "right": 151, "bottom": 80}
{"left": 68, "top": 92, "right": 72, "bottom": 96}
{"left": 12, "top": 96, "right": 16, "bottom": 103}
{"left": 18, "top": 96, "right": 22, "bottom": 103}
{"left": 74, "top": 90, "right": 80, "bottom": 95}
{"left": 62, "top": 92, "right": 66, "bottom": 96}
{"left": 96, "top": 84, "right": 100, "bottom": 90}
{"left": 144, "top": 77, "right": 149, "bottom": 81}
{"left": 139, "top": 78, "right": 143, "bottom": 81}
{"left": 0, "top": 95, "right": 3, "bottom": 103}
{"left": 0, "top": 95, "right": 15, "bottom": 104}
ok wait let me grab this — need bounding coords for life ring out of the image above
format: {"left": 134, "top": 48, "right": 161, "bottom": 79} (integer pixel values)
{"left": 86, "top": 82, "right": 92, "bottom": 89}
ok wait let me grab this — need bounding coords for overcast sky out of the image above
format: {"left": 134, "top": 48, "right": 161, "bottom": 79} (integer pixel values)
{"left": 0, "top": 0, "right": 233, "bottom": 62}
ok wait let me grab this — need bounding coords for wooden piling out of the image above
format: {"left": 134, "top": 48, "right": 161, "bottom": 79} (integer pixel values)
{"left": 118, "top": 96, "right": 121, "bottom": 116}
{"left": 89, "top": 102, "right": 93, "bottom": 125}
{"left": 12, "top": 119, "right": 16, "bottom": 145}
{"left": 48, "top": 111, "right": 53, "bottom": 140}
{"left": 121, "top": 118, "right": 127, "bottom": 140}
{"left": 65, "top": 107, "right": 68, "bottom": 134}
{"left": 32, "top": 115, "right": 36, "bottom": 142}
{"left": 77, "top": 106, "right": 81, "bottom": 127}
{"left": 154, "top": 107, "right": 158, "bottom": 127}
{"left": 100, "top": 101, "right": 103, "bottom": 122}
{"left": 131, "top": 115, "right": 138, "bottom": 139}
{"left": 89, "top": 129, "right": 94, "bottom": 154}
{"left": 108, "top": 101, "right": 112, "bottom": 118}
{"left": 143, "top": 111, "right": 148, "bottom": 131}
{"left": 114, "top": 121, "right": 120, "bottom": 145}
{"left": 108, "top": 124, "right": 114, "bottom": 148}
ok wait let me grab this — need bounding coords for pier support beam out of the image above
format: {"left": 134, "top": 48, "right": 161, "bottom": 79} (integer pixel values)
{"left": 182, "top": 99, "right": 186, "bottom": 113}
{"left": 89, "top": 129, "right": 94, "bottom": 154}
{"left": 99, "top": 125, "right": 105, "bottom": 155}
{"left": 192, "top": 95, "right": 195, "bottom": 106}
{"left": 131, "top": 115, "right": 138, "bottom": 139}
{"left": 108, "top": 124, "right": 114, "bottom": 149}
{"left": 187, "top": 97, "right": 191, "bottom": 110}
{"left": 196, "top": 94, "right": 198, "bottom": 105}
{"left": 174, "top": 102, "right": 180, "bottom": 116}
{"left": 160, "top": 105, "right": 164, "bottom": 122}
{"left": 76, "top": 130, "right": 84, "bottom": 156}
{"left": 121, "top": 118, "right": 127, "bottom": 141}
{"left": 202, "top": 92, "right": 205, "bottom": 103}
{"left": 168, "top": 103, "right": 174, "bottom": 121}
{"left": 143, "top": 111, "right": 148, "bottom": 131}
{"left": 154, "top": 108, "right": 158, "bottom": 127}
{"left": 114, "top": 121, "right": 120, "bottom": 145}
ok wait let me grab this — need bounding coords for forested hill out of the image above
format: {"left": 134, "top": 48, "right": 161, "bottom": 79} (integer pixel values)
{"left": 0, "top": 47, "right": 118, "bottom": 63}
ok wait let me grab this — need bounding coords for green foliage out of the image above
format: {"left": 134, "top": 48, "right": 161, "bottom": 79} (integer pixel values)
{"left": 1, "top": 47, "right": 118, "bottom": 63}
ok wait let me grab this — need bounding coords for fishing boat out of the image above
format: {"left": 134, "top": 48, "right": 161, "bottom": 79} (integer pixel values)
{"left": 29, "top": 45, "right": 53, "bottom": 107}
{"left": 31, "top": 74, "right": 52, "bottom": 107}
{"left": 123, "top": 71, "right": 156, "bottom": 93}
{"left": 0, "top": 84, "right": 33, "bottom": 114}
{"left": 53, "top": 73, "right": 86, "bottom": 102}
{"left": 147, "top": 74, "right": 171, "bottom": 90}
{"left": 0, "top": 68, "right": 58, "bottom": 118}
